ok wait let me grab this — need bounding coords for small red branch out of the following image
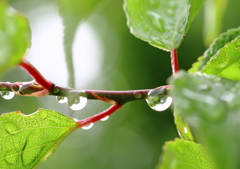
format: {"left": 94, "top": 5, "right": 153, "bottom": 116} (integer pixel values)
{"left": 170, "top": 49, "right": 179, "bottom": 75}
{"left": 77, "top": 104, "right": 123, "bottom": 128}
{"left": 19, "top": 61, "right": 53, "bottom": 91}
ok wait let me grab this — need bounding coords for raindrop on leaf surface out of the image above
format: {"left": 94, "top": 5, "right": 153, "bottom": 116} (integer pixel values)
{"left": 146, "top": 88, "right": 172, "bottom": 111}
{"left": 1, "top": 91, "right": 15, "bottom": 100}
{"left": 82, "top": 123, "right": 94, "bottom": 130}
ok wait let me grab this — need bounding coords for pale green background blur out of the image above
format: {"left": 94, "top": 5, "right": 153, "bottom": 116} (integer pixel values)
{"left": 1, "top": 0, "right": 240, "bottom": 168}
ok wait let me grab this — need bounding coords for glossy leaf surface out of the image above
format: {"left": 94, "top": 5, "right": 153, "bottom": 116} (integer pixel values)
{"left": 157, "top": 139, "right": 214, "bottom": 169}
{"left": 0, "top": 109, "right": 78, "bottom": 169}
{"left": 124, "top": 0, "right": 204, "bottom": 51}
{"left": 200, "top": 27, "right": 240, "bottom": 71}
{"left": 174, "top": 108, "right": 193, "bottom": 141}
{"left": 201, "top": 36, "right": 240, "bottom": 80}
{"left": 171, "top": 71, "right": 240, "bottom": 168}
{"left": 0, "top": 2, "right": 31, "bottom": 74}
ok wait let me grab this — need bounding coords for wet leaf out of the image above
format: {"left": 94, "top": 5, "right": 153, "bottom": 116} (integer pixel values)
{"left": 123, "top": 0, "right": 204, "bottom": 51}
{"left": 200, "top": 27, "right": 240, "bottom": 71}
{"left": 201, "top": 36, "right": 240, "bottom": 80}
{"left": 174, "top": 108, "right": 193, "bottom": 141}
{"left": 157, "top": 139, "right": 214, "bottom": 169}
{"left": 0, "top": 2, "right": 31, "bottom": 74}
{"left": 0, "top": 109, "right": 78, "bottom": 169}
{"left": 171, "top": 71, "right": 240, "bottom": 168}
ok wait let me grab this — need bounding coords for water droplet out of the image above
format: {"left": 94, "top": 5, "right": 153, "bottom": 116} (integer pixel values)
{"left": 82, "top": 123, "right": 94, "bottom": 130}
{"left": 100, "top": 116, "right": 109, "bottom": 121}
{"left": 4, "top": 150, "right": 18, "bottom": 165}
{"left": 68, "top": 96, "right": 87, "bottom": 111}
{"left": 53, "top": 87, "right": 60, "bottom": 94}
{"left": 220, "top": 93, "right": 234, "bottom": 102}
{"left": 39, "top": 110, "right": 48, "bottom": 120}
{"left": 212, "top": 54, "right": 229, "bottom": 69}
{"left": 178, "top": 27, "right": 185, "bottom": 34}
{"left": 1, "top": 91, "right": 15, "bottom": 100}
{"left": 133, "top": 91, "right": 142, "bottom": 99}
{"left": 146, "top": 88, "right": 172, "bottom": 112}
{"left": 56, "top": 96, "right": 67, "bottom": 104}
{"left": 23, "top": 146, "right": 43, "bottom": 166}
{"left": 183, "top": 127, "right": 188, "bottom": 134}
{"left": 198, "top": 84, "right": 210, "bottom": 91}
{"left": 3, "top": 121, "right": 19, "bottom": 134}
{"left": 147, "top": 11, "right": 165, "bottom": 32}
{"left": 73, "top": 118, "right": 79, "bottom": 122}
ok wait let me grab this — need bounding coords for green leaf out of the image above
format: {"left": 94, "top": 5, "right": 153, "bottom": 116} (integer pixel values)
{"left": 188, "top": 56, "right": 203, "bottom": 73}
{"left": 123, "top": 0, "right": 204, "bottom": 51}
{"left": 0, "top": 1, "right": 31, "bottom": 74}
{"left": 201, "top": 35, "right": 240, "bottom": 80}
{"left": 0, "top": 109, "right": 78, "bottom": 169}
{"left": 57, "top": 0, "right": 104, "bottom": 87}
{"left": 199, "top": 27, "right": 240, "bottom": 71}
{"left": 170, "top": 71, "right": 240, "bottom": 168}
{"left": 157, "top": 139, "right": 214, "bottom": 169}
{"left": 174, "top": 108, "right": 194, "bottom": 141}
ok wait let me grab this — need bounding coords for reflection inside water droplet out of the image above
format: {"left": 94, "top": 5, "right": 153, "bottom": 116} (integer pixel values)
{"left": 82, "top": 123, "right": 94, "bottom": 130}
{"left": 183, "top": 127, "right": 188, "bottom": 134}
{"left": 68, "top": 96, "right": 87, "bottom": 111}
{"left": 100, "top": 116, "right": 109, "bottom": 121}
{"left": 1, "top": 91, "right": 15, "bottom": 100}
{"left": 146, "top": 88, "right": 172, "bottom": 112}
{"left": 56, "top": 96, "right": 67, "bottom": 104}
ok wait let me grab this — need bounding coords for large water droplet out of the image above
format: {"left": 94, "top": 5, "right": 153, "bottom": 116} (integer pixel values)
{"left": 1, "top": 91, "right": 15, "bottom": 100}
{"left": 100, "top": 116, "right": 109, "bottom": 121}
{"left": 82, "top": 123, "right": 94, "bottom": 130}
{"left": 146, "top": 88, "right": 172, "bottom": 111}
{"left": 68, "top": 96, "right": 87, "bottom": 111}
{"left": 56, "top": 96, "right": 67, "bottom": 104}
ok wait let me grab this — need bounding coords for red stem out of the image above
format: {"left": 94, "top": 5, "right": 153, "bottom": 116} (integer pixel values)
{"left": 77, "top": 104, "right": 122, "bottom": 128}
{"left": 170, "top": 49, "right": 179, "bottom": 75}
{"left": 19, "top": 61, "right": 53, "bottom": 91}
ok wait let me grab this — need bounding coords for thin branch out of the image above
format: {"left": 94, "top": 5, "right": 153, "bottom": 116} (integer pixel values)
{"left": 77, "top": 104, "right": 122, "bottom": 127}
{"left": 19, "top": 61, "right": 54, "bottom": 91}
{"left": 0, "top": 81, "right": 171, "bottom": 104}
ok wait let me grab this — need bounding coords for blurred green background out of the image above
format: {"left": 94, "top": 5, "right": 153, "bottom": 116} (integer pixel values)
{"left": 1, "top": 0, "right": 240, "bottom": 168}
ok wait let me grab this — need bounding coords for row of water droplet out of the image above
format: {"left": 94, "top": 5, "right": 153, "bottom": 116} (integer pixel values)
{"left": 56, "top": 90, "right": 88, "bottom": 111}
{"left": 56, "top": 91, "right": 110, "bottom": 130}
{"left": 72, "top": 116, "right": 109, "bottom": 130}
